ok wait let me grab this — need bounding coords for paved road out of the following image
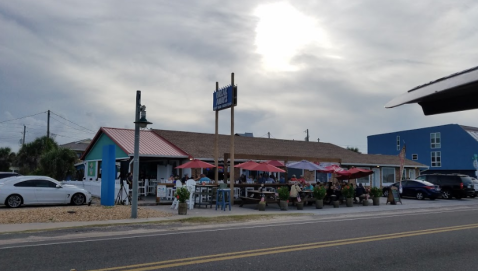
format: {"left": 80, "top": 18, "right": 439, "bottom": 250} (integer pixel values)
{"left": 2, "top": 205, "right": 478, "bottom": 270}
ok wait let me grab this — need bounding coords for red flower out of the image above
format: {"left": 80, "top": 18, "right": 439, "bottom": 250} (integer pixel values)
{"left": 176, "top": 195, "right": 179, "bottom": 199}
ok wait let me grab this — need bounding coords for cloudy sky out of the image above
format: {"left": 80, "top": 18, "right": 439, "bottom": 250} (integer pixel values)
{"left": 1, "top": 0, "right": 478, "bottom": 154}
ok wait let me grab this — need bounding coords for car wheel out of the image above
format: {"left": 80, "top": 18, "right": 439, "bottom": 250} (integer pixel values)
{"left": 430, "top": 197, "right": 436, "bottom": 200}
{"left": 71, "top": 193, "right": 86, "bottom": 205}
{"left": 455, "top": 195, "right": 462, "bottom": 200}
{"left": 471, "top": 194, "right": 476, "bottom": 198}
{"left": 383, "top": 190, "right": 389, "bottom": 197}
{"left": 442, "top": 190, "right": 452, "bottom": 199}
{"left": 415, "top": 192, "right": 425, "bottom": 200}
{"left": 6, "top": 194, "right": 23, "bottom": 208}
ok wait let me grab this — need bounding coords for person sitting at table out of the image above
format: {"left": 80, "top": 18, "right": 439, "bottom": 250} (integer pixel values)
{"left": 289, "top": 174, "right": 298, "bottom": 182}
{"left": 168, "top": 174, "right": 175, "bottom": 182}
{"left": 279, "top": 174, "right": 286, "bottom": 183}
{"left": 197, "top": 174, "right": 211, "bottom": 184}
{"left": 267, "top": 174, "right": 275, "bottom": 183}
{"left": 246, "top": 175, "right": 254, "bottom": 183}
{"left": 258, "top": 173, "right": 266, "bottom": 184}
{"left": 303, "top": 182, "right": 314, "bottom": 191}
{"left": 355, "top": 183, "right": 366, "bottom": 203}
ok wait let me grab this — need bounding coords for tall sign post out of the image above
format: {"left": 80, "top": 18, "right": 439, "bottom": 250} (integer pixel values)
{"left": 230, "top": 73, "right": 235, "bottom": 202}
{"left": 213, "top": 73, "right": 237, "bottom": 203}
{"left": 214, "top": 82, "right": 219, "bottom": 184}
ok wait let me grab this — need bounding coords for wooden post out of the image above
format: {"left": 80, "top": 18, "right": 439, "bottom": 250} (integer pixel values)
{"left": 230, "top": 73, "right": 235, "bottom": 203}
{"left": 215, "top": 82, "right": 219, "bottom": 184}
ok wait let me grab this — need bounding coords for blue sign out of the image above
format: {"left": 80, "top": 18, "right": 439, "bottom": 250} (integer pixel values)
{"left": 213, "top": 85, "right": 236, "bottom": 111}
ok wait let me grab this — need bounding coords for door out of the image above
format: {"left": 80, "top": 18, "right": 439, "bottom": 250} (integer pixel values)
{"left": 372, "top": 168, "right": 380, "bottom": 188}
{"left": 34, "top": 179, "right": 68, "bottom": 204}
{"left": 14, "top": 180, "right": 38, "bottom": 204}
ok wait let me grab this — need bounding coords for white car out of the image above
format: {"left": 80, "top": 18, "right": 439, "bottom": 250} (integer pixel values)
{"left": 0, "top": 176, "right": 92, "bottom": 208}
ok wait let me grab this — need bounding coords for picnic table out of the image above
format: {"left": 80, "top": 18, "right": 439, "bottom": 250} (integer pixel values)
{"left": 239, "top": 189, "right": 279, "bottom": 207}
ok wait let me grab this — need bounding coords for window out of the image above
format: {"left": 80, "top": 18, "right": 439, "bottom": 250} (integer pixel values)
{"left": 412, "top": 154, "right": 418, "bottom": 160}
{"left": 396, "top": 136, "right": 400, "bottom": 151}
{"left": 408, "top": 169, "right": 416, "bottom": 179}
{"left": 356, "top": 167, "right": 371, "bottom": 184}
{"left": 431, "top": 132, "right": 441, "bottom": 149}
{"left": 382, "top": 167, "right": 395, "bottom": 184}
{"left": 431, "top": 151, "right": 441, "bottom": 167}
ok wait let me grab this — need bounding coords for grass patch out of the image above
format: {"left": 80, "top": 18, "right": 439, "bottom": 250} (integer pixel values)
{"left": 174, "top": 213, "right": 312, "bottom": 224}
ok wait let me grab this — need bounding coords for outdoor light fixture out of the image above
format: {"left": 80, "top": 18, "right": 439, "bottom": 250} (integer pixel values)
{"left": 134, "top": 105, "right": 152, "bottom": 128}
{"left": 131, "top": 90, "right": 153, "bottom": 219}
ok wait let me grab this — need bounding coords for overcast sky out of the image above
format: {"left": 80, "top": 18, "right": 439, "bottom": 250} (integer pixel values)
{"left": 1, "top": 0, "right": 478, "bottom": 154}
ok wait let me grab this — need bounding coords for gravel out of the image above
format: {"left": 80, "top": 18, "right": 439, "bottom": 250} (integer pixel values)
{"left": 0, "top": 205, "right": 172, "bottom": 224}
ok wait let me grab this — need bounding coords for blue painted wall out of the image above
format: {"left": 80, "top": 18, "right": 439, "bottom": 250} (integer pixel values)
{"left": 368, "top": 124, "right": 478, "bottom": 174}
{"left": 84, "top": 133, "right": 128, "bottom": 160}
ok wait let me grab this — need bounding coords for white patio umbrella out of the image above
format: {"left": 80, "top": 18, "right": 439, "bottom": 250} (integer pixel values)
{"left": 286, "top": 160, "right": 323, "bottom": 171}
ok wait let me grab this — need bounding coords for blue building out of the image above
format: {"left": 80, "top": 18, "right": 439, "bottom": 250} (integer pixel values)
{"left": 368, "top": 124, "right": 478, "bottom": 177}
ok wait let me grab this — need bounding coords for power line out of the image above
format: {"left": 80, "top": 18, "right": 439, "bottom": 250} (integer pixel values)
{"left": 0, "top": 111, "right": 47, "bottom": 124}
{"left": 50, "top": 111, "right": 95, "bottom": 133}
{"left": 49, "top": 115, "right": 95, "bottom": 133}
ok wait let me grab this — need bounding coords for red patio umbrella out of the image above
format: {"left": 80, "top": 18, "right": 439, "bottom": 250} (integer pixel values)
{"left": 336, "top": 168, "right": 373, "bottom": 180}
{"left": 265, "top": 160, "right": 285, "bottom": 167}
{"left": 249, "top": 162, "right": 286, "bottom": 173}
{"left": 175, "top": 159, "right": 216, "bottom": 169}
{"left": 318, "top": 164, "right": 345, "bottom": 173}
{"left": 234, "top": 160, "right": 260, "bottom": 169}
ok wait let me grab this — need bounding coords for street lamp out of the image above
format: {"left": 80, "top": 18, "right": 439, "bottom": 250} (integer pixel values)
{"left": 131, "top": 90, "right": 152, "bottom": 219}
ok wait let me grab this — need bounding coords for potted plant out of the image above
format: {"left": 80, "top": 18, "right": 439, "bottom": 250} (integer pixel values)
{"left": 363, "top": 187, "right": 371, "bottom": 206}
{"left": 313, "top": 186, "right": 326, "bottom": 209}
{"left": 342, "top": 184, "right": 355, "bottom": 207}
{"left": 278, "top": 186, "right": 289, "bottom": 211}
{"left": 370, "top": 187, "right": 382, "bottom": 206}
{"left": 258, "top": 194, "right": 266, "bottom": 211}
{"left": 175, "top": 187, "right": 190, "bottom": 215}
{"left": 296, "top": 197, "right": 304, "bottom": 210}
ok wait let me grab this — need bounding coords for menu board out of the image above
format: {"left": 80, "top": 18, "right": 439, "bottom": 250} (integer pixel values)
{"left": 387, "top": 187, "right": 402, "bottom": 205}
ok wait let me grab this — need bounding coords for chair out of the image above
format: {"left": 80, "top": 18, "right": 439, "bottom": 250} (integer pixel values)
{"left": 171, "top": 181, "right": 183, "bottom": 209}
{"left": 138, "top": 179, "right": 146, "bottom": 197}
{"left": 215, "top": 188, "right": 232, "bottom": 211}
{"left": 186, "top": 184, "right": 196, "bottom": 210}
{"left": 148, "top": 179, "right": 157, "bottom": 195}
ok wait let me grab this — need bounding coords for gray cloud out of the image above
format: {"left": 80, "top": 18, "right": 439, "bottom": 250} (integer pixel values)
{"left": 1, "top": 0, "right": 478, "bottom": 154}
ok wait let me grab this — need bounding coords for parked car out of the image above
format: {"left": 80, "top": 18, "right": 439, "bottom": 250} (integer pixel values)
{"left": 382, "top": 180, "right": 441, "bottom": 200}
{"left": 416, "top": 174, "right": 474, "bottom": 199}
{"left": 0, "top": 172, "right": 21, "bottom": 179}
{"left": 471, "top": 178, "right": 478, "bottom": 198}
{"left": 0, "top": 176, "right": 92, "bottom": 208}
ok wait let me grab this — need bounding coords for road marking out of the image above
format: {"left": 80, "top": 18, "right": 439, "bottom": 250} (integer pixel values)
{"left": 88, "top": 222, "right": 478, "bottom": 271}
{"left": 1, "top": 207, "right": 477, "bottom": 250}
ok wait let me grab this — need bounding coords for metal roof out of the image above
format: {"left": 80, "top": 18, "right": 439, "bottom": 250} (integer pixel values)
{"left": 101, "top": 127, "right": 189, "bottom": 157}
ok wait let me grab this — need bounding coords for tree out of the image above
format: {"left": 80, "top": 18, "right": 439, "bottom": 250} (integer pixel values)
{"left": 39, "top": 148, "right": 78, "bottom": 180}
{"left": 0, "top": 147, "right": 16, "bottom": 171}
{"left": 347, "top": 147, "right": 361, "bottom": 153}
{"left": 16, "top": 136, "right": 58, "bottom": 174}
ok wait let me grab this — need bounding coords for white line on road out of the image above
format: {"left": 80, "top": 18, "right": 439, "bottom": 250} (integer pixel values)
{"left": 1, "top": 206, "right": 477, "bottom": 250}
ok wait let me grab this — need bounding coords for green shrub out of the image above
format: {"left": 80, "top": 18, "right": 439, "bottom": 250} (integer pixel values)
{"left": 175, "top": 187, "right": 190, "bottom": 203}
{"left": 370, "top": 187, "right": 382, "bottom": 198}
{"left": 313, "top": 186, "right": 326, "bottom": 200}
{"left": 277, "top": 186, "right": 289, "bottom": 201}
{"left": 341, "top": 185, "right": 355, "bottom": 198}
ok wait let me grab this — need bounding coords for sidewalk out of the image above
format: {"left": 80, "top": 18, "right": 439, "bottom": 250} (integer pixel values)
{"left": 2, "top": 197, "right": 478, "bottom": 234}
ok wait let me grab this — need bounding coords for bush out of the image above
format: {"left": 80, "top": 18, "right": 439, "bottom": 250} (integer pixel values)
{"left": 175, "top": 187, "right": 190, "bottom": 203}
{"left": 342, "top": 185, "right": 354, "bottom": 198}
{"left": 313, "top": 186, "right": 326, "bottom": 200}
{"left": 370, "top": 187, "right": 382, "bottom": 198}
{"left": 278, "top": 186, "right": 289, "bottom": 201}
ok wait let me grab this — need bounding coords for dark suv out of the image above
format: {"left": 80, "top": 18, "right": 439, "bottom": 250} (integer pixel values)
{"left": 0, "top": 172, "right": 21, "bottom": 179}
{"left": 416, "top": 174, "right": 474, "bottom": 199}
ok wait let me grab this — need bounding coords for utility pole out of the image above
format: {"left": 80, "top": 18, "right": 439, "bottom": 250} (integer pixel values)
{"left": 47, "top": 110, "right": 50, "bottom": 139}
{"left": 305, "top": 129, "right": 309, "bottom": 142}
{"left": 268, "top": 132, "right": 270, "bottom": 138}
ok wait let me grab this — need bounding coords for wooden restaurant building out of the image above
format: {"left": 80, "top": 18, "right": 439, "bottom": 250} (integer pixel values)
{"left": 80, "top": 127, "right": 427, "bottom": 188}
